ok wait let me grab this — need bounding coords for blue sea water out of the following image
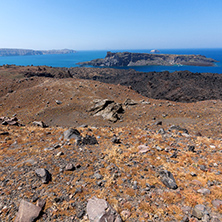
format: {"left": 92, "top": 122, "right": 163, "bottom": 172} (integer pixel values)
{"left": 0, "top": 48, "right": 222, "bottom": 73}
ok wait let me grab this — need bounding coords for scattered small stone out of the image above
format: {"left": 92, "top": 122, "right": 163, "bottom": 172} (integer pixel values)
{"left": 155, "top": 120, "right": 162, "bottom": 126}
{"left": 159, "top": 170, "right": 178, "bottom": 189}
{"left": 200, "top": 165, "right": 207, "bottom": 172}
{"left": 32, "top": 121, "right": 47, "bottom": 128}
{"left": 170, "top": 152, "right": 178, "bottom": 158}
{"left": 188, "top": 145, "right": 195, "bottom": 152}
{"left": 155, "top": 146, "right": 163, "bottom": 151}
{"left": 158, "top": 128, "right": 166, "bottom": 134}
{"left": 44, "top": 147, "right": 54, "bottom": 151}
{"left": 111, "top": 136, "right": 121, "bottom": 144}
{"left": 212, "top": 199, "right": 222, "bottom": 208}
{"left": 77, "top": 210, "right": 85, "bottom": 219}
{"left": 120, "top": 210, "right": 131, "bottom": 220}
{"left": 181, "top": 215, "right": 189, "bottom": 222}
{"left": 197, "top": 188, "right": 211, "bottom": 195}
{"left": 191, "top": 172, "right": 197, "bottom": 177}
{"left": 138, "top": 144, "right": 150, "bottom": 153}
{"left": 56, "top": 151, "right": 64, "bottom": 157}
{"left": 55, "top": 100, "right": 62, "bottom": 104}
{"left": 192, "top": 204, "right": 209, "bottom": 220}
{"left": 65, "top": 163, "right": 75, "bottom": 171}
{"left": 94, "top": 173, "right": 103, "bottom": 180}
{"left": 133, "top": 181, "right": 138, "bottom": 190}
{"left": 35, "top": 168, "right": 51, "bottom": 184}
{"left": 53, "top": 144, "right": 61, "bottom": 149}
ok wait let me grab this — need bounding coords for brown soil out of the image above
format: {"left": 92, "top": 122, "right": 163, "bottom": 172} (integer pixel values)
{"left": 0, "top": 65, "right": 222, "bottom": 221}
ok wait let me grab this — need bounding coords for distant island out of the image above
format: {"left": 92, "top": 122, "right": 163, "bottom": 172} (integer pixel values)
{"left": 78, "top": 51, "right": 218, "bottom": 67}
{"left": 0, "top": 48, "right": 76, "bottom": 57}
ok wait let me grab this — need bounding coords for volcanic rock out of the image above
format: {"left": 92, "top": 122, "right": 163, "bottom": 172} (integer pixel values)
{"left": 159, "top": 170, "right": 178, "bottom": 189}
{"left": 32, "top": 121, "right": 47, "bottom": 128}
{"left": 63, "top": 128, "right": 81, "bottom": 142}
{"left": 35, "top": 168, "right": 51, "bottom": 184}
{"left": 192, "top": 204, "right": 209, "bottom": 220}
{"left": 88, "top": 99, "right": 124, "bottom": 122}
{"left": 14, "top": 199, "right": 42, "bottom": 222}
{"left": 87, "top": 196, "right": 122, "bottom": 222}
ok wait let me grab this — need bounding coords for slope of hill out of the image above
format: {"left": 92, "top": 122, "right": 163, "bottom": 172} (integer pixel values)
{"left": 0, "top": 66, "right": 222, "bottom": 221}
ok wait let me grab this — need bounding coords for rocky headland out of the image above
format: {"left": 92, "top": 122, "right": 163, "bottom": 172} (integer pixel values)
{"left": 77, "top": 51, "right": 218, "bottom": 67}
{"left": 0, "top": 65, "right": 222, "bottom": 221}
{"left": 0, "top": 48, "right": 76, "bottom": 57}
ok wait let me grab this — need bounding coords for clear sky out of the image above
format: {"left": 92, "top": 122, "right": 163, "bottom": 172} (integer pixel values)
{"left": 0, "top": 0, "right": 222, "bottom": 50}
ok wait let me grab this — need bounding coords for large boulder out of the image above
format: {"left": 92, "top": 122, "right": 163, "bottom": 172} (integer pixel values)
{"left": 88, "top": 99, "right": 124, "bottom": 122}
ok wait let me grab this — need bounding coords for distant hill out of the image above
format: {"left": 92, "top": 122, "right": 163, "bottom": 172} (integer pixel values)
{"left": 0, "top": 48, "right": 76, "bottom": 56}
{"left": 78, "top": 51, "right": 218, "bottom": 67}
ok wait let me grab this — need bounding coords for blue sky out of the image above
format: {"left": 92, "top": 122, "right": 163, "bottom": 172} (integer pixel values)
{"left": 0, "top": 0, "right": 222, "bottom": 50}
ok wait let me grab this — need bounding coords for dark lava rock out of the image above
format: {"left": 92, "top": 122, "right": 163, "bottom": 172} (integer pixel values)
{"left": 82, "top": 134, "right": 98, "bottom": 145}
{"left": 71, "top": 67, "right": 222, "bottom": 102}
{"left": 159, "top": 170, "right": 178, "bottom": 189}
{"left": 111, "top": 136, "right": 121, "bottom": 144}
{"left": 188, "top": 145, "right": 195, "bottom": 152}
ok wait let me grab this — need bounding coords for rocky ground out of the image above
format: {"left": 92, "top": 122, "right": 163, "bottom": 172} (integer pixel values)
{"left": 0, "top": 65, "right": 222, "bottom": 221}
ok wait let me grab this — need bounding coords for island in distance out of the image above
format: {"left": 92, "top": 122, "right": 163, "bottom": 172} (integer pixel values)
{"left": 78, "top": 51, "right": 218, "bottom": 67}
{"left": 0, "top": 48, "right": 76, "bottom": 57}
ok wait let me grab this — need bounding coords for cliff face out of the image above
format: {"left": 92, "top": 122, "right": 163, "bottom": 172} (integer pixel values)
{"left": 0, "top": 48, "right": 76, "bottom": 56}
{"left": 78, "top": 51, "right": 218, "bottom": 67}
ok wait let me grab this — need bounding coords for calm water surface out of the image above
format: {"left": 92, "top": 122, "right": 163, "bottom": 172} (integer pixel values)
{"left": 0, "top": 48, "right": 221, "bottom": 73}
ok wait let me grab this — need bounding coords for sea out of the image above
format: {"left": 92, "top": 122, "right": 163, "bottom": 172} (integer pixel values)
{"left": 0, "top": 48, "right": 222, "bottom": 73}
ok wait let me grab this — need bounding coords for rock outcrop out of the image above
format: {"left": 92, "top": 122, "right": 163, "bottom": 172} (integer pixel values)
{"left": 87, "top": 99, "right": 124, "bottom": 122}
{"left": 78, "top": 51, "right": 218, "bottom": 67}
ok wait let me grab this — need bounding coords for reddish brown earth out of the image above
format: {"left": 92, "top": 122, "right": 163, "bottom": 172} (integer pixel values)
{"left": 0, "top": 65, "right": 222, "bottom": 221}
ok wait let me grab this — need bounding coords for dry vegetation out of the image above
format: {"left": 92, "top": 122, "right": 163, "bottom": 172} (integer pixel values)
{"left": 0, "top": 66, "right": 222, "bottom": 221}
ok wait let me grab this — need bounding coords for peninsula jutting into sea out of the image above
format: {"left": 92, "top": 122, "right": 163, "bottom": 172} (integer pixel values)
{"left": 78, "top": 51, "right": 218, "bottom": 67}
{"left": 0, "top": 48, "right": 76, "bottom": 57}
